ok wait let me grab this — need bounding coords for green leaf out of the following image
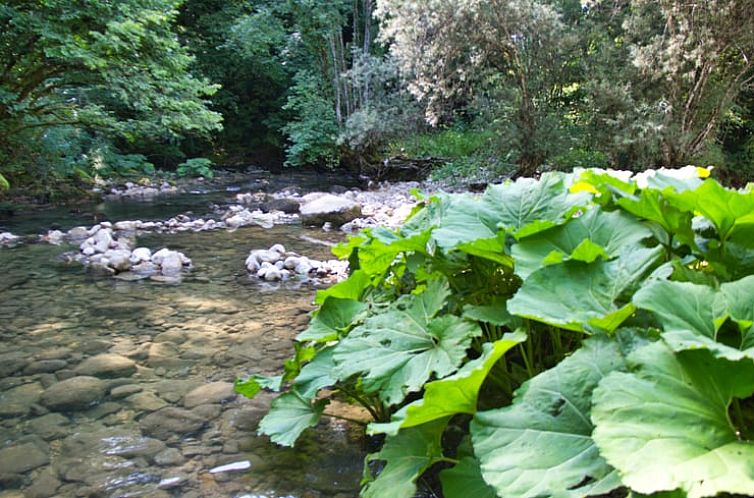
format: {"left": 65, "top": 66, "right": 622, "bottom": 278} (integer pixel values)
{"left": 296, "top": 298, "right": 367, "bottom": 343}
{"left": 431, "top": 173, "right": 590, "bottom": 252}
{"left": 369, "top": 332, "right": 525, "bottom": 435}
{"left": 334, "top": 281, "right": 481, "bottom": 405}
{"left": 512, "top": 208, "right": 653, "bottom": 279}
{"left": 234, "top": 374, "right": 283, "bottom": 399}
{"left": 471, "top": 335, "right": 626, "bottom": 498}
{"left": 633, "top": 280, "right": 727, "bottom": 339}
{"left": 351, "top": 227, "right": 432, "bottom": 277}
{"left": 617, "top": 189, "right": 696, "bottom": 249}
{"left": 314, "top": 270, "right": 371, "bottom": 304}
{"left": 721, "top": 275, "right": 754, "bottom": 349}
{"left": 293, "top": 347, "right": 336, "bottom": 399}
{"left": 431, "top": 193, "right": 502, "bottom": 250}
{"left": 463, "top": 302, "right": 523, "bottom": 329}
{"left": 257, "top": 391, "right": 327, "bottom": 447}
{"left": 483, "top": 172, "right": 591, "bottom": 239}
{"left": 592, "top": 342, "right": 754, "bottom": 498}
{"left": 0, "top": 173, "right": 9, "bottom": 190}
{"left": 362, "top": 419, "right": 447, "bottom": 498}
{"left": 508, "top": 246, "right": 663, "bottom": 333}
{"left": 335, "top": 311, "right": 482, "bottom": 405}
{"left": 440, "top": 457, "right": 497, "bottom": 498}
{"left": 670, "top": 179, "right": 754, "bottom": 243}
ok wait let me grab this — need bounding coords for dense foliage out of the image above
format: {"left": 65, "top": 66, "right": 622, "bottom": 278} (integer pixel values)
{"left": 4, "top": 0, "right": 754, "bottom": 191}
{"left": 238, "top": 167, "right": 754, "bottom": 497}
{"left": 0, "top": 0, "right": 221, "bottom": 194}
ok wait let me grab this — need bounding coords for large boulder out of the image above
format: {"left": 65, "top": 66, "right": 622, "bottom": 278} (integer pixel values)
{"left": 39, "top": 376, "right": 107, "bottom": 412}
{"left": 0, "top": 443, "right": 49, "bottom": 474}
{"left": 74, "top": 353, "right": 137, "bottom": 378}
{"left": 300, "top": 194, "right": 361, "bottom": 227}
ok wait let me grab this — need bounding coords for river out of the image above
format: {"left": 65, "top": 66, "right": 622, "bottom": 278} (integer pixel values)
{"left": 0, "top": 171, "right": 366, "bottom": 498}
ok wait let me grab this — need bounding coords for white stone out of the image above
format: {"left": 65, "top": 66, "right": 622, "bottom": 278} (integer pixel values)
{"left": 209, "top": 460, "right": 251, "bottom": 474}
{"left": 104, "top": 249, "right": 132, "bottom": 272}
{"left": 151, "top": 248, "right": 172, "bottom": 265}
{"left": 130, "top": 247, "right": 152, "bottom": 263}
{"left": 160, "top": 253, "right": 183, "bottom": 275}
{"left": 92, "top": 229, "right": 114, "bottom": 253}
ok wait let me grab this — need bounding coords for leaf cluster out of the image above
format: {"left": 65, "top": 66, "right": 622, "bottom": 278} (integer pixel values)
{"left": 237, "top": 167, "right": 754, "bottom": 498}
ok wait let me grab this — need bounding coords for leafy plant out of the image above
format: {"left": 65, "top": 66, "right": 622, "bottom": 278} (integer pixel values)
{"left": 237, "top": 167, "right": 754, "bottom": 497}
{"left": 176, "top": 158, "right": 215, "bottom": 179}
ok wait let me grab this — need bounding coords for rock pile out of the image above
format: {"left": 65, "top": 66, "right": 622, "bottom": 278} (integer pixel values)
{"left": 0, "top": 231, "right": 20, "bottom": 246}
{"left": 103, "top": 180, "right": 177, "bottom": 199}
{"left": 64, "top": 224, "right": 191, "bottom": 278}
{"left": 245, "top": 244, "right": 348, "bottom": 282}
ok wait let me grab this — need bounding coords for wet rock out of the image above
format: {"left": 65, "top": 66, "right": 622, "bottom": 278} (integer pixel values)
{"left": 0, "top": 382, "right": 43, "bottom": 418}
{"left": 26, "top": 413, "right": 70, "bottom": 440}
{"left": 84, "top": 401, "right": 122, "bottom": 420}
{"left": 0, "top": 352, "right": 28, "bottom": 377}
{"left": 40, "top": 376, "right": 107, "bottom": 412}
{"left": 268, "top": 197, "right": 300, "bottom": 214}
{"left": 191, "top": 404, "right": 222, "bottom": 421}
{"left": 25, "top": 469, "right": 62, "bottom": 498}
{"left": 23, "top": 360, "right": 68, "bottom": 375}
{"left": 0, "top": 443, "right": 49, "bottom": 474}
{"left": 126, "top": 392, "right": 167, "bottom": 412}
{"left": 300, "top": 194, "right": 361, "bottom": 227}
{"left": 63, "top": 428, "right": 166, "bottom": 460}
{"left": 183, "top": 382, "right": 236, "bottom": 408}
{"left": 147, "top": 342, "right": 193, "bottom": 369}
{"left": 35, "top": 348, "right": 72, "bottom": 361}
{"left": 154, "top": 448, "right": 184, "bottom": 466}
{"left": 140, "top": 407, "right": 208, "bottom": 439}
{"left": 110, "top": 384, "right": 143, "bottom": 399}
{"left": 74, "top": 354, "right": 136, "bottom": 378}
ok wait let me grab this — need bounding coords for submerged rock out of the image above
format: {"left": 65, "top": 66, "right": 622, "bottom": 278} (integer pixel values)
{"left": 140, "top": 407, "right": 208, "bottom": 440}
{"left": 182, "top": 382, "right": 236, "bottom": 409}
{"left": 0, "top": 443, "right": 49, "bottom": 474}
{"left": 40, "top": 376, "right": 107, "bottom": 412}
{"left": 74, "top": 354, "right": 137, "bottom": 379}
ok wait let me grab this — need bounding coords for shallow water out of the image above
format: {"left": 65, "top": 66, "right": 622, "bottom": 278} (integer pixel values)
{"left": 0, "top": 185, "right": 366, "bottom": 497}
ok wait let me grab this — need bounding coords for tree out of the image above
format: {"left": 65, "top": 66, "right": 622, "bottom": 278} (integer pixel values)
{"left": 376, "top": 0, "right": 582, "bottom": 176}
{"left": 623, "top": 0, "right": 754, "bottom": 167}
{"left": 0, "top": 0, "right": 221, "bottom": 186}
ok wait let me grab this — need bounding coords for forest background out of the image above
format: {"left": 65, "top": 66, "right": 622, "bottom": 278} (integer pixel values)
{"left": 2, "top": 0, "right": 754, "bottom": 199}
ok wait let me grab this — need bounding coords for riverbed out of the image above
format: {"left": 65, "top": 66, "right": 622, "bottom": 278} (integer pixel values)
{"left": 0, "top": 173, "right": 367, "bottom": 498}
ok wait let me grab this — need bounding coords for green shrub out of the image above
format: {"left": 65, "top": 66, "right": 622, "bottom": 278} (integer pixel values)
{"left": 237, "top": 167, "right": 754, "bottom": 498}
{"left": 176, "top": 158, "right": 214, "bottom": 179}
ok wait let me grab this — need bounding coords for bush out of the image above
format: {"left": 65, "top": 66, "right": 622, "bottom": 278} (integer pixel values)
{"left": 176, "top": 158, "right": 214, "bottom": 179}
{"left": 237, "top": 167, "right": 754, "bottom": 498}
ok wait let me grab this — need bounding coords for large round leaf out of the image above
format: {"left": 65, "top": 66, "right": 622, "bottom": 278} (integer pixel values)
{"left": 471, "top": 336, "right": 626, "bottom": 498}
{"left": 512, "top": 208, "right": 653, "bottom": 279}
{"left": 592, "top": 341, "right": 754, "bottom": 498}
{"left": 508, "top": 246, "right": 663, "bottom": 333}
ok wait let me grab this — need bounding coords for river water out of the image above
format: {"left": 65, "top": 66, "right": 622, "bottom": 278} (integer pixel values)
{"left": 0, "top": 173, "right": 366, "bottom": 498}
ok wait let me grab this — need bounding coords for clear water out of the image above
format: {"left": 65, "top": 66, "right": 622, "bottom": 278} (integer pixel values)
{"left": 0, "top": 178, "right": 365, "bottom": 498}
